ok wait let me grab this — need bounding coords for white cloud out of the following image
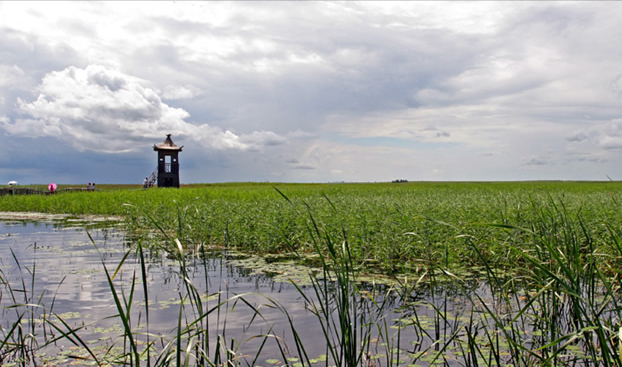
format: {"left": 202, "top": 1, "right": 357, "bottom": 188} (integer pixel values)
{"left": 0, "top": 64, "right": 26, "bottom": 88}
{"left": 162, "top": 85, "right": 197, "bottom": 100}
{"left": 2, "top": 2, "right": 622, "bottom": 183}
{"left": 565, "top": 120, "right": 622, "bottom": 150}
{"left": 599, "top": 136, "right": 622, "bottom": 150}
{"left": 2, "top": 118, "right": 63, "bottom": 138}
{"left": 1, "top": 65, "right": 286, "bottom": 153}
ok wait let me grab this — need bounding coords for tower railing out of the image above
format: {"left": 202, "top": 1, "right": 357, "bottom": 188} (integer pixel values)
{"left": 158, "top": 162, "right": 179, "bottom": 174}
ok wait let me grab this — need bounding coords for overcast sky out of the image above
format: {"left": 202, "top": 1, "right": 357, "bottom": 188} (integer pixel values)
{"left": 1, "top": 1, "right": 622, "bottom": 184}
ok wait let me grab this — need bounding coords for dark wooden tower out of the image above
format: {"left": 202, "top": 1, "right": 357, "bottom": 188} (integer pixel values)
{"left": 153, "top": 134, "right": 183, "bottom": 188}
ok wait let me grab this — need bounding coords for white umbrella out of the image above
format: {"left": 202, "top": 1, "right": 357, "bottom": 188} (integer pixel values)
{"left": 8, "top": 181, "right": 17, "bottom": 185}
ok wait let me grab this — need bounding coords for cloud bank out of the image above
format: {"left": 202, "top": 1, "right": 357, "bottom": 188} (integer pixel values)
{"left": 2, "top": 65, "right": 286, "bottom": 153}
{"left": 2, "top": 2, "right": 622, "bottom": 183}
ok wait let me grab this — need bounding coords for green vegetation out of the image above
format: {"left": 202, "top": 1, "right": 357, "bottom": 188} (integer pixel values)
{"left": 3, "top": 181, "right": 622, "bottom": 366}
{"left": 2, "top": 181, "right": 622, "bottom": 276}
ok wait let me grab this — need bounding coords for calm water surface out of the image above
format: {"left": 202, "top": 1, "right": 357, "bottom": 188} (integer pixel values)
{"left": 0, "top": 219, "right": 480, "bottom": 366}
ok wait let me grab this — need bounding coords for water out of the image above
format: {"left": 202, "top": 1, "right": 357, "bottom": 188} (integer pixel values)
{"left": 3, "top": 218, "right": 606, "bottom": 366}
{"left": 1, "top": 219, "right": 416, "bottom": 366}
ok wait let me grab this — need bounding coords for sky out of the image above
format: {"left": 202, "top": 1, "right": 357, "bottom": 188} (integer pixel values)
{"left": 1, "top": 1, "right": 622, "bottom": 184}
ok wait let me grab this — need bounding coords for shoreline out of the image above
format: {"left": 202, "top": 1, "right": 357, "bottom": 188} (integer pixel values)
{"left": 0, "top": 211, "right": 124, "bottom": 223}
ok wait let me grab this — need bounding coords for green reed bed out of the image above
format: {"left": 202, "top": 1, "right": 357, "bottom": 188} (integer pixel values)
{"left": 2, "top": 181, "right": 622, "bottom": 276}
{"left": 450, "top": 205, "right": 622, "bottom": 366}
{"left": 3, "top": 181, "right": 622, "bottom": 366}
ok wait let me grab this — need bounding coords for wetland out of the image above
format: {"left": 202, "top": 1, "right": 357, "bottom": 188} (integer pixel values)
{"left": 2, "top": 181, "right": 622, "bottom": 366}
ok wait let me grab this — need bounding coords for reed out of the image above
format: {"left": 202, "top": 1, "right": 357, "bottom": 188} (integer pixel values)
{"left": 3, "top": 181, "right": 622, "bottom": 276}
{"left": 86, "top": 213, "right": 288, "bottom": 367}
{"left": 433, "top": 197, "right": 622, "bottom": 366}
{"left": 3, "top": 182, "right": 622, "bottom": 366}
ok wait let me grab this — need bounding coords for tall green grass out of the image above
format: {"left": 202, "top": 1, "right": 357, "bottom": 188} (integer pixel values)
{"left": 415, "top": 198, "right": 622, "bottom": 366}
{"left": 5, "top": 181, "right": 622, "bottom": 276}
{"left": 3, "top": 182, "right": 622, "bottom": 365}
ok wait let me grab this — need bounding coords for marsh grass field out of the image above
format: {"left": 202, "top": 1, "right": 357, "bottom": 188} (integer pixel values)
{"left": 2, "top": 181, "right": 622, "bottom": 366}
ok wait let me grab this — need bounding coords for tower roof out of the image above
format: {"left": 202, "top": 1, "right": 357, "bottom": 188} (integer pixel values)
{"left": 153, "top": 134, "right": 183, "bottom": 151}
